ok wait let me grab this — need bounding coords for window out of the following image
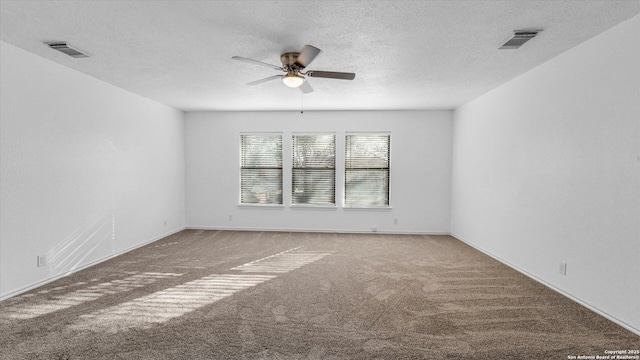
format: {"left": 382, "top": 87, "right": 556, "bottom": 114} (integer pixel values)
{"left": 240, "top": 134, "right": 282, "bottom": 204}
{"left": 345, "top": 134, "right": 390, "bottom": 207}
{"left": 292, "top": 134, "right": 336, "bottom": 205}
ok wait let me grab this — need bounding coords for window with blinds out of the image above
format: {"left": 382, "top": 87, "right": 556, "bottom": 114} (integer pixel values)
{"left": 240, "top": 134, "right": 283, "bottom": 204}
{"left": 345, "top": 134, "right": 390, "bottom": 207}
{"left": 292, "top": 134, "right": 336, "bottom": 205}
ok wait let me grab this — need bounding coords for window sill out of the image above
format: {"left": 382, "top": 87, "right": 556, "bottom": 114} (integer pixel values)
{"left": 343, "top": 206, "right": 392, "bottom": 211}
{"left": 237, "top": 204, "right": 285, "bottom": 209}
{"left": 290, "top": 204, "right": 337, "bottom": 210}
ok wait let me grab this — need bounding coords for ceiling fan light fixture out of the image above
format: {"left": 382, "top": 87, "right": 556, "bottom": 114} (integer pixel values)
{"left": 282, "top": 74, "right": 304, "bottom": 88}
{"left": 233, "top": 44, "right": 355, "bottom": 94}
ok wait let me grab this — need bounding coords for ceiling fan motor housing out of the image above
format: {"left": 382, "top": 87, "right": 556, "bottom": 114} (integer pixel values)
{"left": 281, "top": 52, "right": 301, "bottom": 69}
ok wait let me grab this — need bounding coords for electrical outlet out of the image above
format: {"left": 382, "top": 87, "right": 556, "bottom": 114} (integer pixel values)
{"left": 372, "top": 226, "right": 378, "bottom": 232}
{"left": 559, "top": 261, "right": 567, "bottom": 275}
{"left": 163, "top": 220, "right": 167, "bottom": 227}
{"left": 37, "top": 254, "right": 47, "bottom": 268}
{"left": 393, "top": 218, "right": 398, "bottom": 225}
{"left": 228, "top": 214, "right": 233, "bottom": 221}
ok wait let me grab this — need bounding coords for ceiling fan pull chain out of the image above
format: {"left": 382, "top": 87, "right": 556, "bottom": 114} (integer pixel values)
{"left": 300, "top": 92, "right": 304, "bottom": 114}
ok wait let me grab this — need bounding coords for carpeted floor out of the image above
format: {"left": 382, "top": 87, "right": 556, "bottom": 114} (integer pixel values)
{"left": 1, "top": 230, "right": 637, "bottom": 359}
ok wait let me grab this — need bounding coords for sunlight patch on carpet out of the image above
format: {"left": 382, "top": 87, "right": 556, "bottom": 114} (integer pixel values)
{"left": 69, "top": 246, "right": 333, "bottom": 332}
{"left": 1, "top": 272, "right": 183, "bottom": 319}
{"left": 73, "top": 274, "right": 275, "bottom": 332}
{"left": 231, "top": 248, "right": 333, "bottom": 273}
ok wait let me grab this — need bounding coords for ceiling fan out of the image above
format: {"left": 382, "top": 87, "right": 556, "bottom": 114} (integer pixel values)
{"left": 232, "top": 44, "right": 356, "bottom": 93}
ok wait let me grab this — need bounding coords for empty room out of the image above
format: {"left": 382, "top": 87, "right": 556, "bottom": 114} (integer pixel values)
{"left": 1, "top": 1, "right": 638, "bottom": 359}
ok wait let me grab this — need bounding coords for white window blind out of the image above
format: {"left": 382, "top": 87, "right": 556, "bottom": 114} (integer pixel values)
{"left": 240, "top": 134, "right": 283, "bottom": 204}
{"left": 345, "top": 134, "right": 390, "bottom": 206}
{"left": 292, "top": 134, "right": 336, "bottom": 205}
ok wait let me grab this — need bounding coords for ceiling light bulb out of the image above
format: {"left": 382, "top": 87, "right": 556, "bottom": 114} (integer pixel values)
{"left": 282, "top": 75, "right": 304, "bottom": 88}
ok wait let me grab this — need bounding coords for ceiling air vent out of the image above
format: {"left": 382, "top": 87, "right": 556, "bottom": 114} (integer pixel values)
{"left": 43, "top": 41, "right": 90, "bottom": 58}
{"left": 499, "top": 30, "right": 541, "bottom": 50}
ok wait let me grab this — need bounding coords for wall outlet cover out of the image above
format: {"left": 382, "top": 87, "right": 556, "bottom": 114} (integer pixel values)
{"left": 37, "top": 254, "right": 47, "bottom": 267}
{"left": 559, "top": 261, "right": 567, "bottom": 275}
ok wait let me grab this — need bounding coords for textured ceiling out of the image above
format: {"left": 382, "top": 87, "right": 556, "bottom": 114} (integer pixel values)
{"left": 1, "top": 0, "right": 639, "bottom": 111}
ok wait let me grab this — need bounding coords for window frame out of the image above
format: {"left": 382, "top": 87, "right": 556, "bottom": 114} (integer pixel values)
{"left": 239, "top": 133, "right": 284, "bottom": 207}
{"left": 343, "top": 132, "right": 391, "bottom": 209}
{"left": 291, "top": 132, "right": 337, "bottom": 208}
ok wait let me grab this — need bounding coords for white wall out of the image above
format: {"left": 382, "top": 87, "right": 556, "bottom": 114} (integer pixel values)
{"left": 451, "top": 15, "right": 640, "bottom": 332}
{"left": 186, "top": 110, "right": 452, "bottom": 234}
{"left": 0, "top": 41, "right": 186, "bottom": 299}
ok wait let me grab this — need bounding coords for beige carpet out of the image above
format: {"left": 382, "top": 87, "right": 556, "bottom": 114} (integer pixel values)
{"left": 1, "top": 230, "right": 637, "bottom": 359}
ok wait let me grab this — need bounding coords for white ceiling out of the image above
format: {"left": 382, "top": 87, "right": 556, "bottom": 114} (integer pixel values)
{"left": 1, "top": 0, "right": 638, "bottom": 112}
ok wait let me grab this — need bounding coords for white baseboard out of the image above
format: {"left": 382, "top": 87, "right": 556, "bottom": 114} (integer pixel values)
{"left": 0, "top": 226, "right": 186, "bottom": 301}
{"left": 186, "top": 225, "right": 450, "bottom": 236}
{"left": 451, "top": 232, "right": 640, "bottom": 336}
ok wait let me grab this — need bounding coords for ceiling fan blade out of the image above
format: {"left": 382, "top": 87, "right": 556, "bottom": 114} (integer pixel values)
{"left": 294, "top": 45, "right": 321, "bottom": 68}
{"left": 299, "top": 79, "right": 313, "bottom": 93}
{"left": 232, "top": 56, "right": 282, "bottom": 70}
{"left": 306, "top": 71, "right": 356, "bottom": 80}
{"left": 247, "top": 75, "right": 284, "bottom": 86}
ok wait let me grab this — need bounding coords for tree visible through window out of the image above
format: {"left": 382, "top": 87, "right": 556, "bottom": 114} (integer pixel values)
{"left": 345, "top": 134, "right": 390, "bottom": 206}
{"left": 292, "top": 134, "right": 336, "bottom": 205}
{"left": 240, "top": 134, "right": 283, "bottom": 204}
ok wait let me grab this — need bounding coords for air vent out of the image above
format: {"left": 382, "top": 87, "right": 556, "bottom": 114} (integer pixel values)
{"left": 43, "top": 41, "right": 90, "bottom": 58}
{"left": 499, "top": 30, "right": 541, "bottom": 50}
